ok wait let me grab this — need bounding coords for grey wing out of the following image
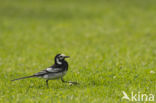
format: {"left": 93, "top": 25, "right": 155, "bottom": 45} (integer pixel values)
{"left": 34, "top": 69, "right": 48, "bottom": 76}
{"left": 34, "top": 67, "right": 63, "bottom": 76}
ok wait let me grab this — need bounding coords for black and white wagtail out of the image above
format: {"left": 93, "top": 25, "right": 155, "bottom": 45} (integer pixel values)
{"left": 11, "top": 54, "right": 78, "bottom": 87}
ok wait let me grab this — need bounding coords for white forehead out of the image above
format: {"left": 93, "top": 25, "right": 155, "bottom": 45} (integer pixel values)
{"left": 60, "top": 54, "right": 65, "bottom": 56}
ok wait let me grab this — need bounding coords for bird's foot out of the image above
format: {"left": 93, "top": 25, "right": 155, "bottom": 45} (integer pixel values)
{"left": 61, "top": 77, "right": 79, "bottom": 85}
{"left": 68, "top": 81, "right": 79, "bottom": 85}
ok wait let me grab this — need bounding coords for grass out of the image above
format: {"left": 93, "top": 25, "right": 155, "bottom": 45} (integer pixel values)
{"left": 0, "top": 0, "right": 155, "bottom": 102}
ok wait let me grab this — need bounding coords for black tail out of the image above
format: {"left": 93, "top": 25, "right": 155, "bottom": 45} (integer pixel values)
{"left": 11, "top": 75, "right": 35, "bottom": 81}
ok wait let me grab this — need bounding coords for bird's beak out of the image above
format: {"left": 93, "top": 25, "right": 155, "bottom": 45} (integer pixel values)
{"left": 64, "top": 56, "right": 70, "bottom": 58}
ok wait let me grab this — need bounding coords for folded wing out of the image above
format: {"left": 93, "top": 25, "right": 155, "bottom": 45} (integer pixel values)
{"left": 34, "top": 66, "right": 63, "bottom": 76}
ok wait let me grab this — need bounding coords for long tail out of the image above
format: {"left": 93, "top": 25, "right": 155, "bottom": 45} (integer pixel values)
{"left": 11, "top": 75, "right": 35, "bottom": 81}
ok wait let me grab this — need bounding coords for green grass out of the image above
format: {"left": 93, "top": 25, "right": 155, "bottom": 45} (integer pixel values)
{"left": 0, "top": 0, "right": 155, "bottom": 102}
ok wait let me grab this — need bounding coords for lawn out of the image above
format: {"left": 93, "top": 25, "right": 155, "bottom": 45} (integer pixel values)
{"left": 0, "top": 0, "right": 155, "bottom": 103}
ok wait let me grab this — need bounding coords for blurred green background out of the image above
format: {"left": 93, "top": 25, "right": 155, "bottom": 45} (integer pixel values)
{"left": 0, "top": 0, "right": 155, "bottom": 103}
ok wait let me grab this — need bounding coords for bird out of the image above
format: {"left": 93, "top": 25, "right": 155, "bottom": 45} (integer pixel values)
{"left": 11, "top": 54, "right": 78, "bottom": 87}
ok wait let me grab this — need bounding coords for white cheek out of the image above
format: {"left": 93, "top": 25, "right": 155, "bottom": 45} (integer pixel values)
{"left": 56, "top": 58, "right": 62, "bottom": 64}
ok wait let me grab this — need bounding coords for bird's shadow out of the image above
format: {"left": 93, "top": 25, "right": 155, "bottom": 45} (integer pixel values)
{"left": 25, "top": 81, "right": 80, "bottom": 93}
{"left": 25, "top": 80, "right": 105, "bottom": 94}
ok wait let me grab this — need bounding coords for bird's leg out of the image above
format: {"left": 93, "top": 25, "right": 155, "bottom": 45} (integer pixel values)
{"left": 61, "top": 77, "right": 66, "bottom": 83}
{"left": 61, "top": 77, "right": 78, "bottom": 85}
{"left": 46, "top": 80, "right": 49, "bottom": 88}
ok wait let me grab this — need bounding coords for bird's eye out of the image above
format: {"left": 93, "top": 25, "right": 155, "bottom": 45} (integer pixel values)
{"left": 59, "top": 56, "right": 63, "bottom": 59}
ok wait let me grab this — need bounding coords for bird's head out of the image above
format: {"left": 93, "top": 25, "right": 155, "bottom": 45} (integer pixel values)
{"left": 55, "top": 54, "right": 70, "bottom": 65}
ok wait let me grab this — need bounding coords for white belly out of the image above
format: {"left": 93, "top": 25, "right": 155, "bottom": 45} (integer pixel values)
{"left": 42, "top": 71, "right": 67, "bottom": 80}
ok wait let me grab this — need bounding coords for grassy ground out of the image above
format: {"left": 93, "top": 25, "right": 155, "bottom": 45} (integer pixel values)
{"left": 0, "top": 0, "right": 155, "bottom": 102}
